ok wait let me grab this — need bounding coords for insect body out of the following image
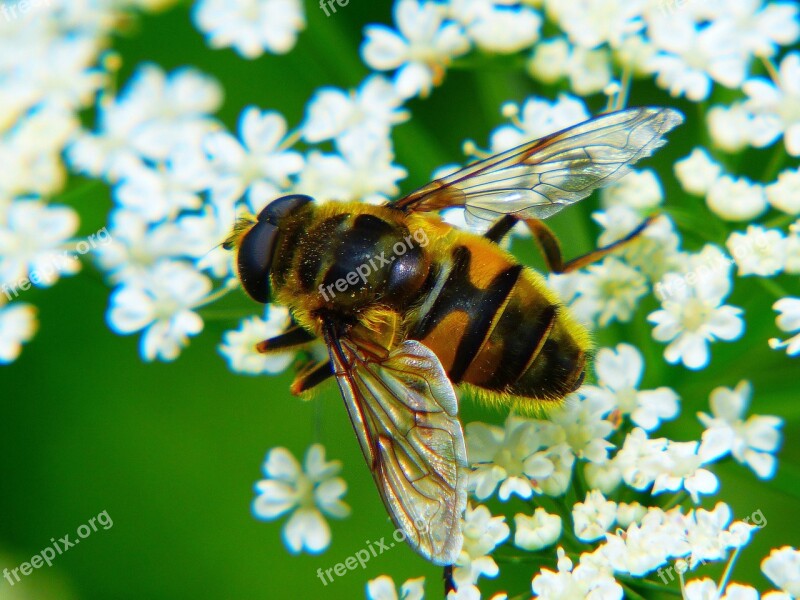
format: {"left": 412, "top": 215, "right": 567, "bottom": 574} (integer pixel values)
{"left": 226, "top": 107, "right": 683, "bottom": 565}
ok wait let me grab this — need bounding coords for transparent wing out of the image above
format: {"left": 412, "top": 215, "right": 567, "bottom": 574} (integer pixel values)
{"left": 323, "top": 328, "right": 468, "bottom": 565}
{"left": 393, "top": 107, "right": 684, "bottom": 224}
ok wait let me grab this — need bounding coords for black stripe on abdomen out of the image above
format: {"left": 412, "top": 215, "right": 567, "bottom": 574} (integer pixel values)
{"left": 410, "top": 246, "right": 522, "bottom": 383}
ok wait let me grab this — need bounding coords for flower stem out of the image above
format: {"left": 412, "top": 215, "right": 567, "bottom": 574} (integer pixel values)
{"left": 717, "top": 545, "right": 742, "bottom": 595}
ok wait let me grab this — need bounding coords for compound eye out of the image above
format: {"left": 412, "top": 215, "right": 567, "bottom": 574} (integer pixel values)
{"left": 237, "top": 219, "right": 279, "bottom": 303}
{"left": 258, "top": 195, "right": 312, "bottom": 225}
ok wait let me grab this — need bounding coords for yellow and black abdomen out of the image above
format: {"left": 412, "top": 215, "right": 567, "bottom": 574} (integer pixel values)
{"left": 406, "top": 221, "right": 590, "bottom": 407}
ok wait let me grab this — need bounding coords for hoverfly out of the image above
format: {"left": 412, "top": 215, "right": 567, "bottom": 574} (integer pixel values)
{"left": 226, "top": 107, "right": 683, "bottom": 565}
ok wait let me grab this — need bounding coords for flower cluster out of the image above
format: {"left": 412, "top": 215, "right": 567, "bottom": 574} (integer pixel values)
{"left": 2, "top": 0, "right": 798, "bottom": 598}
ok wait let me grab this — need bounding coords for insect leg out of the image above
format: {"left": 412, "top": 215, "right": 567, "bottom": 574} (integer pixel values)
{"left": 483, "top": 214, "right": 517, "bottom": 243}
{"left": 290, "top": 360, "right": 334, "bottom": 395}
{"left": 558, "top": 216, "right": 655, "bottom": 273}
{"left": 484, "top": 215, "right": 567, "bottom": 271}
{"left": 255, "top": 323, "right": 316, "bottom": 353}
{"left": 492, "top": 214, "right": 654, "bottom": 273}
{"left": 444, "top": 565, "right": 456, "bottom": 595}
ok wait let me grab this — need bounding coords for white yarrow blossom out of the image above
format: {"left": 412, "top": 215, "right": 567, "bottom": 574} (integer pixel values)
{"left": 726, "top": 226, "right": 787, "bottom": 277}
{"left": 706, "top": 176, "right": 768, "bottom": 222}
{"left": 762, "top": 546, "right": 800, "bottom": 597}
{"left": 253, "top": 444, "right": 349, "bottom": 554}
{"left": 366, "top": 576, "right": 425, "bottom": 600}
{"left": 514, "top": 508, "right": 562, "bottom": 551}
{"left": 699, "top": 380, "right": 783, "bottom": 479}
{"left": 743, "top": 52, "right": 800, "bottom": 156}
{"left": 219, "top": 307, "right": 296, "bottom": 375}
{"left": 193, "top": 0, "right": 305, "bottom": 58}
{"left": 361, "top": 0, "right": 470, "bottom": 98}
{"left": 301, "top": 75, "right": 409, "bottom": 144}
{"left": 649, "top": 264, "right": 744, "bottom": 370}
{"left": 581, "top": 344, "right": 679, "bottom": 431}
{"left": 203, "top": 107, "right": 304, "bottom": 210}
{"left": 766, "top": 166, "right": 800, "bottom": 215}
{"left": 646, "top": 13, "right": 747, "bottom": 101}
{"left": 450, "top": 0, "right": 542, "bottom": 54}
{"left": 466, "top": 416, "right": 555, "bottom": 501}
{"left": 532, "top": 547, "right": 623, "bottom": 599}
{"left": 674, "top": 147, "right": 723, "bottom": 196}
{"left": 0, "top": 199, "right": 81, "bottom": 288}
{"left": 107, "top": 260, "right": 212, "bottom": 361}
{"left": 561, "top": 257, "right": 649, "bottom": 328}
{"left": 0, "top": 302, "right": 38, "bottom": 364}
{"left": 454, "top": 504, "right": 510, "bottom": 587}
{"left": 770, "top": 296, "right": 800, "bottom": 356}
{"left": 489, "top": 94, "right": 588, "bottom": 152}
{"left": 572, "top": 490, "right": 617, "bottom": 542}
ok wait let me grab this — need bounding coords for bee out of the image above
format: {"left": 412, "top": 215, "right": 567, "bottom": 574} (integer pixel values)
{"left": 225, "top": 107, "right": 683, "bottom": 565}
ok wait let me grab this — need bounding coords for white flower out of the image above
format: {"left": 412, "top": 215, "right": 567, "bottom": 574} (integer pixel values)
{"left": 684, "top": 578, "right": 760, "bottom": 600}
{"left": 572, "top": 490, "right": 617, "bottom": 542}
{"left": 532, "top": 547, "right": 623, "bottom": 599}
{"left": 466, "top": 415, "right": 554, "bottom": 501}
{"left": 454, "top": 504, "right": 509, "bottom": 586}
{"left": 297, "top": 134, "right": 406, "bottom": 204}
{"left": 0, "top": 199, "right": 80, "bottom": 289}
{"left": 548, "top": 0, "right": 644, "bottom": 49}
{"left": 707, "top": 102, "right": 755, "bottom": 153}
{"left": 646, "top": 14, "right": 746, "bottom": 102}
{"left": 204, "top": 107, "right": 304, "bottom": 210}
{"left": 489, "top": 94, "right": 588, "bottom": 152}
{"left": 361, "top": 0, "right": 470, "bottom": 99}
{"left": 706, "top": 176, "right": 768, "bottom": 222}
{"left": 616, "top": 502, "right": 646, "bottom": 528}
{"left": 743, "top": 52, "right": 800, "bottom": 156}
{"left": 653, "top": 440, "right": 719, "bottom": 503}
{"left": 649, "top": 269, "right": 744, "bottom": 370}
{"left": 366, "top": 576, "right": 425, "bottom": 600}
{"left": 674, "top": 147, "right": 723, "bottom": 196}
{"left": 581, "top": 343, "right": 680, "bottom": 431}
{"left": 301, "top": 75, "right": 409, "bottom": 145}
{"left": 253, "top": 444, "right": 349, "bottom": 554}
{"left": 766, "top": 167, "right": 800, "bottom": 215}
{"left": 514, "top": 508, "right": 562, "bottom": 551}
{"left": 762, "top": 546, "right": 800, "bottom": 597}
{"left": 612, "top": 427, "right": 669, "bottom": 491}
{"left": 451, "top": 1, "right": 542, "bottom": 54}
{"left": 113, "top": 155, "right": 207, "bottom": 224}
{"left": 0, "top": 302, "right": 37, "bottom": 364}
{"left": 600, "top": 168, "right": 663, "bottom": 210}
{"left": 727, "top": 226, "right": 787, "bottom": 277}
{"left": 527, "top": 37, "right": 613, "bottom": 96}
{"left": 107, "top": 260, "right": 212, "bottom": 361}
{"left": 193, "top": 0, "right": 305, "bottom": 58}
{"left": 219, "top": 307, "right": 297, "bottom": 375}
{"left": 549, "top": 393, "right": 615, "bottom": 464}
{"left": 67, "top": 65, "right": 223, "bottom": 181}
{"left": 713, "top": 0, "right": 800, "bottom": 58}
{"left": 594, "top": 208, "right": 684, "bottom": 281}
{"left": 770, "top": 297, "right": 800, "bottom": 356}
{"left": 563, "top": 257, "right": 648, "bottom": 328}
{"left": 699, "top": 380, "right": 783, "bottom": 479}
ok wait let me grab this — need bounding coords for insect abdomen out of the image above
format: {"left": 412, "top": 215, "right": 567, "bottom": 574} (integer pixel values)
{"left": 408, "top": 233, "right": 588, "bottom": 405}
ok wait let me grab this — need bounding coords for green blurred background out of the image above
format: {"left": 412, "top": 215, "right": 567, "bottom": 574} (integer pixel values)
{"left": 1, "top": 2, "right": 798, "bottom": 598}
